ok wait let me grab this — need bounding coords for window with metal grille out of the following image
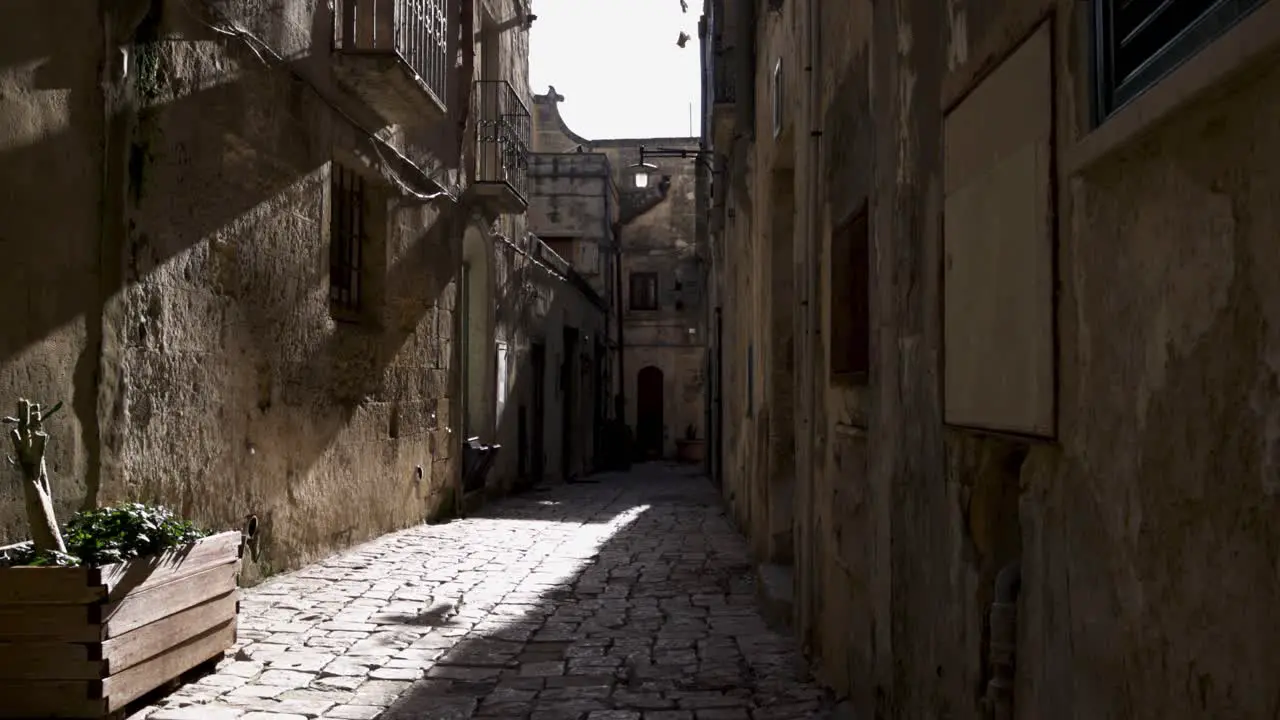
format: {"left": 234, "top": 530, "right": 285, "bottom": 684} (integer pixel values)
{"left": 629, "top": 272, "right": 659, "bottom": 310}
{"left": 831, "top": 204, "right": 870, "bottom": 382}
{"left": 1092, "top": 0, "right": 1266, "bottom": 122}
{"left": 329, "top": 164, "right": 367, "bottom": 314}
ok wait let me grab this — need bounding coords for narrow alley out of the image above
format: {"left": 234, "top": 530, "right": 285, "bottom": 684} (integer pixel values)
{"left": 6, "top": 0, "right": 1280, "bottom": 716}
{"left": 135, "top": 466, "right": 829, "bottom": 720}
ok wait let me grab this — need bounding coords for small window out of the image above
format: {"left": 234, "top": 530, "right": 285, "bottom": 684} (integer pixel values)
{"left": 630, "top": 272, "right": 659, "bottom": 310}
{"left": 329, "top": 162, "right": 385, "bottom": 322}
{"left": 831, "top": 204, "right": 870, "bottom": 382}
{"left": 1092, "top": 0, "right": 1266, "bottom": 122}
{"left": 329, "top": 164, "right": 367, "bottom": 315}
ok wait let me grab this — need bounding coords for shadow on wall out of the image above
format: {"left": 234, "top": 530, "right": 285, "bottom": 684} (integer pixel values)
{"left": 228, "top": 208, "right": 461, "bottom": 574}
{"left": 0, "top": 0, "right": 127, "bottom": 530}
{"left": 0, "top": 36, "right": 334, "bottom": 541}
{"left": 480, "top": 255, "right": 610, "bottom": 495}
{"left": 0, "top": 5, "right": 341, "bottom": 369}
{"left": 0, "top": 2, "right": 468, "bottom": 573}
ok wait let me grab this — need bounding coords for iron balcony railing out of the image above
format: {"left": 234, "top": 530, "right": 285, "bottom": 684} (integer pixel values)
{"left": 474, "top": 79, "right": 531, "bottom": 201}
{"left": 335, "top": 0, "right": 450, "bottom": 109}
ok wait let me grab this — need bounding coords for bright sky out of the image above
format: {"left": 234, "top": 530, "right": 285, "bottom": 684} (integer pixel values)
{"left": 529, "top": 0, "right": 703, "bottom": 140}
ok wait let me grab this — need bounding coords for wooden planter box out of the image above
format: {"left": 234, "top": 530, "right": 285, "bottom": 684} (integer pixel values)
{"left": 0, "top": 531, "right": 243, "bottom": 718}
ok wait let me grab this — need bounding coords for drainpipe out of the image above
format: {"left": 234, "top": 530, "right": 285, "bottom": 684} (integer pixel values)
{"left": 980, "top": 561, "right": 1021, "bottom": 720}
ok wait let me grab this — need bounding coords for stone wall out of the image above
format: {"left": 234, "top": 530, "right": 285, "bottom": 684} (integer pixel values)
{"left": 704, "top": 0, "right": 1280, "bottom": 716}
{"left": 0, "top": 0, "right": 533, "bottom": 581}
{"left": 0, "top": 0, "right": 106, "bottom": 542}
{"left": 483, "top": 230, "right": 609, "bottom": 490}
{"left": 529, "top": 89, "right": 705, "bottom": 462}
{"left": 524, "top": 94, "right": 622, "bottom": 475}
{"left": 601, "top": 140, "right": 706, "bottom": 459}
{"left": 526, "top": 151, "right": 619, "bottom": 301}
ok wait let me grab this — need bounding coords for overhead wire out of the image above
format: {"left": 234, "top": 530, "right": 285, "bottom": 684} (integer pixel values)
{"left": 174, "top": 0, "right": 459, "bottom": 202}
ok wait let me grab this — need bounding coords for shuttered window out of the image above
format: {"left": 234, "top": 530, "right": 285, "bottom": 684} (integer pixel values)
{"left": 1093, "top": 0, "right": 1267, "bottom": 121}
{"left": 630, "top": 272, "right": 659, "bottom": 311}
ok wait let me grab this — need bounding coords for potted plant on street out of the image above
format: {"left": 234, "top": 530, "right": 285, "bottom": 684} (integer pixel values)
{"left": 0, "top": 398, "right": 243, "bottom": 718}
{"left": 675, "top": 422, "right": 705, "bottom": 464}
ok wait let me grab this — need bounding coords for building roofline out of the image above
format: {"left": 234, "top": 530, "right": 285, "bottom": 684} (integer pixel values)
{"left": 533, "top": 85, "right": 701, "bottom": 150}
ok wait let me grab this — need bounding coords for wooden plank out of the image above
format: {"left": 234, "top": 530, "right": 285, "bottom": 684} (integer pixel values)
{"left": 0, "top": 679, "right": 104, "bottom": 718}
{"left": 102, "top": 619, "right": 236, "bottom": 712}
{"left": 374, "top": 0, "right": 395, "bottom": 50}
{"left": 0, "top": 567, "right": 104, "bottom": 604}
{"left": 0, "top": 641, "right": 102, "bottom": 680}
{"left": 0, "top": 603, "right": 99, "bottom": 642}
{"left": 98, "top": 531, "right": 242, "bottom": 601}
{"left": 355, "top": 0, "right": 376, "bottom": 48}
{"left": 101, "top": 562, "right": 239, "bottom": 639}
{"left": 103, "top": 590, "right": 238, "bottom": 674}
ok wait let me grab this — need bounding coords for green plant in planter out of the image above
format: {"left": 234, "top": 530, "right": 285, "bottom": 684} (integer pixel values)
{"left": 63, "top": 504, "right": 209, "bottom": 566}
{"left": 5, "top": 397, "right": 209, "bottom": 568}
{"left": 7, "top": 503, "right": 212, "bottom": 569}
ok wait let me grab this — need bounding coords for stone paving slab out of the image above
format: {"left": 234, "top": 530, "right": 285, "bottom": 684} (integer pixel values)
{"left": 132, "top": 464, "right": 832, "bottom": 720}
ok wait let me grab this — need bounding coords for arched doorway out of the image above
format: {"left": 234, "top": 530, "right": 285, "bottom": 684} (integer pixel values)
{"left": 461, "top": 227, "right": 493, "bottom": 439}
{"left": 636, "top": 366, "right": 664, "bottom": 459}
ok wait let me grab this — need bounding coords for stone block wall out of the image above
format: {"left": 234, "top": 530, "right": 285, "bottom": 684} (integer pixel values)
{"left": 0, "top": 0, "right": 533, "bottom": 581}
{"left": 703, "top": 0, "right": 1280, "bottom": 716}
{"left": 0, "top": 1, "right": 107, "bottom": 537}
{"left": 485, "top": 231, "right": 608, "bottom": 491}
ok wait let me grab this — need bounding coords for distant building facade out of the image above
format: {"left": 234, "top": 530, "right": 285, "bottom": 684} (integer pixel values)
{"left": 530, "top": 89, "right": 707, "bottom": 462}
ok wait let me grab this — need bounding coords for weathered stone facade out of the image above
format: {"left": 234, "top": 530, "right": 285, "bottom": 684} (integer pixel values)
{"left": 0, "top": 0, "right": 545, "bottom": 580}
{"left": 703, "top": 0, "right": 1280, "bottom": 716}
{"left": 530, "top": 91, "right": 707, "bottom": 462}
{"left": 476, "top": 227, "right": 610, "bottom": 492}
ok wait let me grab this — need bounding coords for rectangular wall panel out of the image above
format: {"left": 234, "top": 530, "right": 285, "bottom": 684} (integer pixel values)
{"left": 943, "top": 23, "right": 1055, "bottom": 436}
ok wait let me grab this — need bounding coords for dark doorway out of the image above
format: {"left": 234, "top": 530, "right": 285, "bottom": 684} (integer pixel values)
{"left": 530, "top": 342, "right": 546, "bottom": 484}
{"left": 516, "top": 405, "right": 528, "bottom": 483}
{"left": 561, "top": 327, "right": 579, "bottom": 480}
{"left": 636, "top": 365, "right": 664, "bottom": 459}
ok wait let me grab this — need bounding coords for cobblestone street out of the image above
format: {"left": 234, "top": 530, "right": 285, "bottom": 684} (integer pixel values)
{"left": 137, "top": 464, "right": 830, "bottom": 720}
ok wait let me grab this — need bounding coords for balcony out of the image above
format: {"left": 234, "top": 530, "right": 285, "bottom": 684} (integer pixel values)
{"left": 468, "top": 80, "right": 531, "bottom": 214}
{"left": 333, "top": 0, "right": 450, "bottom": 126}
